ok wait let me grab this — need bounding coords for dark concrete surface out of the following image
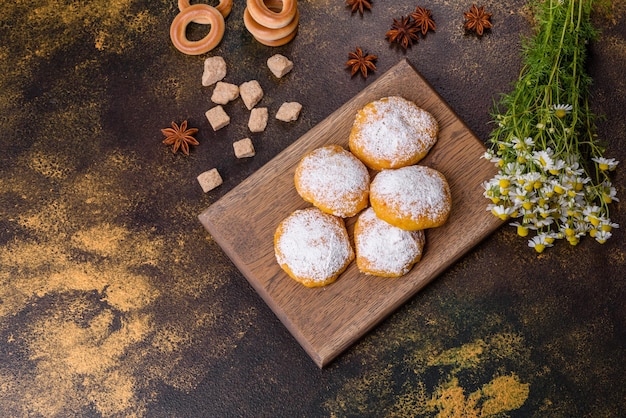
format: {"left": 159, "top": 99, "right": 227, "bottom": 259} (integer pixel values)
{"left": 0, "top": 0, "right": 624, "bottom": 416}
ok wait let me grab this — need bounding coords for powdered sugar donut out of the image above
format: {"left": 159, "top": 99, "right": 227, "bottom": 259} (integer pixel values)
{"left": 354, "top": 207, "right": 426, "bottom": 277}
{"left": 294, "top": 145, "right": 370, "bottom": 218}
{"left": 370, "top": 165, "right": 452, "bottom": 231}
{"left": 349, "top": 96, "right": 438, "bottom": 170}
{"left": 274, "top": 207, "right": 354, "bottom": 287}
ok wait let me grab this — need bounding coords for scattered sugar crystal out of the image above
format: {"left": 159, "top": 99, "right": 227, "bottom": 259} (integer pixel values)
{"left": 205, "top": 105, "right": 230, "bottom": 131}
{"left": 202, "top": 56, "right": 227, "bottom": 87}
{"left": 248, "top": 107, "right": 268, "bottom": 132}
{"left": 239, "top": 80, "right": 264, "bottom": 110}
{"left": 276, "top": 102, "right": 302, "bottom": 122}
{"left": 211, "top": 81, "right": 239, "bottom": 105}
{"left": 233, "top": 138, "right": 255, "bottom": 158}
{"left": 197, "top": 168, "right": 223, "bottom": 193}
{"left": 267, "top": 54, "right": 293, "bottom": 78}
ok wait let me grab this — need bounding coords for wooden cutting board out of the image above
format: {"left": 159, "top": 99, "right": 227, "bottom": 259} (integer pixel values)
{"left": 198, "top": 58, "right": 503, "bottom": 367}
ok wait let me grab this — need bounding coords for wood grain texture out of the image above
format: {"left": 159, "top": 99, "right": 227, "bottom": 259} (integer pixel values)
{"left": 198, "top": 59, "right": 503, "bottom": 367}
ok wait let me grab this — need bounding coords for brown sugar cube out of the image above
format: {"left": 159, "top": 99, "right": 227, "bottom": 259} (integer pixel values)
{"left": 233, "top": 138, "right": 255, "bottom": 158}
{"left": 211, "top": 82, "right": 239, "bottom": 105}
{"left": 202, "top": 56, "right": 227, "bottom": 87}
{"left": 275, "top": 102, "right": 302, "bottom": 122}
{"left": 248, "top": 107, "right": 268, "bottom": 132}
{"left": 239, "top": 80, "right": 264, "bottom": 110}
{"left": 267, "top": 54, "right": 293, "bottom": 78}
{"left": 205, "top": 105, "right": 230, "bottom": 131}
{"left": 197, "top": 168, "right": 223, "bottom": 193}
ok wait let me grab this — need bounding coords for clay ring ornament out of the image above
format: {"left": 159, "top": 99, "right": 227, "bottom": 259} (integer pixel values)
{"left": 170, "top": 4, "right": 225, "bottom": 55}
{"left": 178, "top": 0, "right": 233, "bottom": 21}
{"left": 247, "top": 0, "right": 297, "bottom": 29}
{"left": 243, "top": 7, "right": 299, "bottom": 41}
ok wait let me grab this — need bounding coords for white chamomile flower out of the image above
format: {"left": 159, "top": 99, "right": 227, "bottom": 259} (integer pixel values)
{"left": 512, "top": 136, "right": 534, "bottom": 151}
{"left": 509, "top": 222, "right": 530, "bottom": 237}
{"left": 600, "top": 182, "right": 620, "bottom": 204}
{"left": 600, "top": 220, "right": 619, "bottom": 232}
{"left": 574, "top": 220, "right": 590, "bottom": 236}
{"left": 521, "top": 172, "right": 543, "bottom": 191}
{"left": 521, "top": 137, "right": 535, "bottom": 148}
{"left": 594, "top": 229, "right": 612, "bottom": 244}
{"left": 592, "top": 157, "right": 619, "bottom": 171}
{"left": 583, "top": 205, "right": 602, "bottom": 226}
{"left": 488, "top": 204, "right": 515, "bottom": 220}
{"left": 552, "top": 179, "right": 573, "bottom": 196}
{"left": 551, "top": 103, "right": 573, "bottom": 118}
{"left": 503, "top": 161, "right": 524, "bottom": 176}
{"left": 548, "top": 158, "right": 566, "bottom": 175}
{"left": 528, "top": 234, "right": 553, "bottom": 253}
{"left": 533, "top": 149, "right": 555, "bottom": 171}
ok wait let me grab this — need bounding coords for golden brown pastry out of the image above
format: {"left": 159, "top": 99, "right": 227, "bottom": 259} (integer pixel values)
{"left": 349, "top": 96, "right": 438, "bottom": 170}
{"left": 274, "top": 207, "right": 354, "bottom": 287}
{"left": 369, "top": 165, "right": 452, "bottom": 231}
{"left": 294, "top": 145, "right": 370, "bottom": 218}
{"left": 354, "top": 207, "right": 426, "bottom": 277}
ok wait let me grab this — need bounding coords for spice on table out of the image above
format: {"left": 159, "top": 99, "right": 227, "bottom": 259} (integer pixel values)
{"left": 161, "top": 120, "right": 199, "bottom": 155}
{"left": 410, "top": 6, "right": 436, "bottom": 35}
{"left": 463, "top": 4, "right": 492, "bottom": 36}
{"left": 346, "top": 47, "right": 377, "bottom": 78}
{"left": 346, "top": 0, "right": 372, "bottom": 15}
{"left": 385, "top": 16, "right": 420, "bottom": 50}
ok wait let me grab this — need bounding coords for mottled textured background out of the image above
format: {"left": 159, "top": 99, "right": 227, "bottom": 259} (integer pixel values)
{"left": 0, "top": 0, "right": 624, "bottom": 416}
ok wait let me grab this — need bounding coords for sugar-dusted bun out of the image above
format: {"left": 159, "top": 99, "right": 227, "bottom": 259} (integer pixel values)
{"left": 370, "top": 165, "right": 451, "bottom": 231}
{"left": 354, "top": 207, "right": 426, "bottom": 277}
{"left": 294, "top": 144, "right": 370, "bottom": 218}
{"left": 349, "top": 96, "right": 438, "bottom": 170}
{"left": 274, "top": 207, "right": 354, "bottom": 287}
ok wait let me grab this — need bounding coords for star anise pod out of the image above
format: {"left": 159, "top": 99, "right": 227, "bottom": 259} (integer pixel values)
{"left": 385, "top": 16, "right": 420, "bottom": 50}
{"left": 346, "top": 47, "right": 377, "bottom": 78}
{"left": 161, "top": 120, "right": 199, "bottom": 155}
{"left": 410, "top": 6, "right": 436, "bottom": 35}
{"left": 346, "top": 0, "right": 372, "bottom": 15}
{"left": 463, "top": 4, "right": 492, "bottom": 36}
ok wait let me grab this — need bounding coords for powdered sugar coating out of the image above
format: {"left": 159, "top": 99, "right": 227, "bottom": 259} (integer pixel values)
{"left": 295, "top": 145, "right": 370, "bottom": 218}
{"left": 349, "top": 96, "right": 438, "bottom": 170}
{"left": 274, "top": 207, "right": 354, "bottom": 287}
{"left": 355, "top": 208, "right": 425, "bottom": 277}
{"left": 370, "top": 165, "right": 451, "bottom": 230}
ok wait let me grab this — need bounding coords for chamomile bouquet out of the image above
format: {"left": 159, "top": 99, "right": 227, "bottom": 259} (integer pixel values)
{"left": 483, "top": 0, "right": 619, "bottom": 252}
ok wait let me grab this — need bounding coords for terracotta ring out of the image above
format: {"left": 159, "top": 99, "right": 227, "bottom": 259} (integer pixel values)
{"left": 243, "top": 7, "right": 299, "bottom": 41}
{"left": 170, "top": 4, "right": 225, "bottom": 55}
{"left": 247, "top": 0, "right": 297, "bottom": 29}
{"left": 178, "top": 0, "right": 232, "bottom": 21}
{"left": 252, "top": 26, "right": 298, "bottom": 47}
